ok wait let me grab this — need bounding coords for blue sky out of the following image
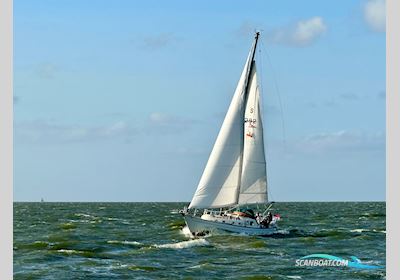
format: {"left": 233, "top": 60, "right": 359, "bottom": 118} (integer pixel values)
{"left": 14, "top": 0, "right": 386, "bottom": 202}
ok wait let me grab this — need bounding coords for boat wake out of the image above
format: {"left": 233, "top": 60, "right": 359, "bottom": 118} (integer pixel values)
{"left": 263, "top": 227, "right": 387, "bottom": 239}
{"left": 154, "top": 239, "right": 210, "bottom": 249}
{"left": 180, "top": 226, "right": 193, "bottom": 238}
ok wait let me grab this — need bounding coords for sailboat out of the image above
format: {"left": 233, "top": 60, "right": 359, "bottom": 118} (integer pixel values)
{"left": 181, "top": 32, "right": 281, "bottom": 236}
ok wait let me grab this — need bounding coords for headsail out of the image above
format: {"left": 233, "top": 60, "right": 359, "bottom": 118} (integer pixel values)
{"left": 188, "top": 51, "right": 253, "bottom": 209}
{"left": 188, "top": 33, "right": 267, "bottom": 209}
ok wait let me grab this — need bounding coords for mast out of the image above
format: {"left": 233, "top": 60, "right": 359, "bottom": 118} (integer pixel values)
{"left": 235, "top": 31, "right": 260, "bottom": 206}
{"left": 188, "top": 32, "right": 262, "bottom": 209}
{"left": 250, "top": 32, "right": 260, "bottom": 66}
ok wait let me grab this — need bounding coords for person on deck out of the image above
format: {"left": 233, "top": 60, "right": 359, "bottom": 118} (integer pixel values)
{"left": 260, "top": 212, "right": 273, "bottom": 228}
{"left": 255, "top": 212, "right": 261, "bottom": 224}
{"left": 267, "top": 212, "right": 273, "bottom": 223}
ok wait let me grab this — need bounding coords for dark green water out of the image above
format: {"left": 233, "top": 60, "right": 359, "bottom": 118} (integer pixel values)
{"left": 14, "top": 202, "right": 385, "bottom": 279}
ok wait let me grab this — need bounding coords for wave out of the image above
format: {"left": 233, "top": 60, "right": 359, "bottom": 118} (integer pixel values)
{"left": 55, "top": 248, "right": 99, "bottom": 258}
{"left": 350, "top": 228, "right": 386, "bottom": 234}
{"left": 18, "top": 240, "right": 51, "bottom": 250}
{"left": 259, "top": 229, "right": 303, "bottom": 238}
{"left": 360, "top": 212, "right": 385, "bottom": 218}
{"left": 57, "top": 249, "right": 81, "bottom": 254}
{"left": 59, "top": 222, "right": 77, "bottom": 230}
{"left": 248, "top": 240, "right": 266, "bottom": 249}
{"left": 279, "top": 227, "right": 388, "bottom": 239}
{"left": 125, "top": 265, "right": 160, "bottom": 271}
{"left": 168, "top": 220, "right": 186, "bottom": 230}
{"left": 265, "top": 228, "right": 346, "bottom": 239}
{"left": 107, "top": 240, "right": 142, "bottom": 246}
{"left": 105, "top": 217, "right": 123, "bottom": 221}
{"left": 350, "top": 229, "right": 367, "bottom": 233}
{"left": 75, "top": 213, "right": 96, "bottom": 218}
{"left": 154, "top": 239, "right": 209, "bottom": 249}
{"left": 275, "top": 229, "right": 290, "bottom": 235}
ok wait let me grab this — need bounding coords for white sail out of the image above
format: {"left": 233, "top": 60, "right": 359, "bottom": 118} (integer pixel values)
{"left": 238, "top": 64, "right": 268, "bottom": 205}
{"left": 188, "top": 49, "right": 254, "bottom": 209}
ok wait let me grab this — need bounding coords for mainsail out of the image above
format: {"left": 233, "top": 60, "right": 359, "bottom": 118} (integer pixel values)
{"left": 238, "top": 64, "right": 268, "bottom": 204}
{"left": 189, "top": 33, "right": 267, "bottom": 209}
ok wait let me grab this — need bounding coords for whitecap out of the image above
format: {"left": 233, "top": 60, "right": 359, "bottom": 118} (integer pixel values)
{"left": 107, "top": 240, "right": 142, "bottom": 245}
{"left": 276, "top": 229, "right": 290, "bottom": 234}
{"left": 188, "top": 263, "right": 210, "bottom": 269}
{"left": 373, "top": 229, "right": 386, "bottom": 233}
{"left": 57, "top": 249, "right": 80, "bottom": 254}
{"left": 154, "top": 239, "right": 209, "bottom": 249}
{"left": 75, "top": 213, "right": 95, "bottom": 219}
{"left": 188, "top": 264, "right": 202, "bottom": 269}
{"left": 350, "top": 229, "right": 367, "bottom": 233}
{"left": 287, "top": 276, "right": 302, "bottom": 279}
{"left": 106, "top": 217, "right": 121, "bottom": 221}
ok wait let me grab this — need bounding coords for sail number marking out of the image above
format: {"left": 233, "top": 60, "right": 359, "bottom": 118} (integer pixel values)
{"left": 244, "top": 118, "right": 257, "bottom": 124}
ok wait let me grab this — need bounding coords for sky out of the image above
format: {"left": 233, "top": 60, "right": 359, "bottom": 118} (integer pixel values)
{"left": 14, "top": 0, "right": 386, "bottom": 202}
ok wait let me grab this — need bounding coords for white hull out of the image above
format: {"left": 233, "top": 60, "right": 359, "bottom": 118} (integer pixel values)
{"left": 184, "top": 215, "right": 278, "bottom": 236}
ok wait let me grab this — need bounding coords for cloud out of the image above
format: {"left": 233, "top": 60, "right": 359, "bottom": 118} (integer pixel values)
{"left": 305, "top": 101, "right": 317, "bottom": 108}
{"left": 14, "top": 120, "right": 135, "bottom": 144}
{"left": 141, "top": 33, "right": 178, "bottom": 50}
{"left": 147, "top": 112, "right": 197, "bottom": 134}
{"left": 298, "top": 130, "right": 385, "bottom": 154}
{"left": 364, "top": 0, "right": 386, "bottom": 32}
{"left": 339, "top": 93, "right": 359, "bottom": 100}
{"left": 37, "top": 63, "right": 58, "bottom": 79}
{"left": 235, "top": 21, "right": 260, "bottom": 38}
{"left": 269, "top": 17, "right": 327, "bottom": 47}
{"left": 324, "top": 99, "right": 338, "bottom": 107}
{"left": 149, "top": 112, "right": 174, "bottom": 123}
{"left": 101, "top": 121, "right": 128, "bottom": 136}
{"left": 308, "top": 92, "right": 363, "bottom": 109}
{"left": 15, "top": 113, "right": 198, "bottom": 144}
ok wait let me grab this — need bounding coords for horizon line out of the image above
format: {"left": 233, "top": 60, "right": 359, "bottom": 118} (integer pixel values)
{"left": 13, "top": 200, "right": 386, "bottom": 203}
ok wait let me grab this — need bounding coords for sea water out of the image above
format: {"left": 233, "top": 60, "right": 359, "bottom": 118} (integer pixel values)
{"left": 14, "top": 202, "right": 385, "bottom": 279}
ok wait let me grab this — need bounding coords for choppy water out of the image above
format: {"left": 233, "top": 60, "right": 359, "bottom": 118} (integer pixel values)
{"left": 14, "top": 202, "right": 385, "bottom": 279}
